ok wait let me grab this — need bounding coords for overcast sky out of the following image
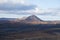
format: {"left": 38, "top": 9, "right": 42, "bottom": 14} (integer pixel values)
{"left": 0, "top": 0, "right": 60, "bottom": 20}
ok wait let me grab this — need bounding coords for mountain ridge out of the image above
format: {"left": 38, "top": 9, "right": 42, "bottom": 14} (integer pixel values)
{"left": 0, "top": 15, "right": 60, "bottom": 24}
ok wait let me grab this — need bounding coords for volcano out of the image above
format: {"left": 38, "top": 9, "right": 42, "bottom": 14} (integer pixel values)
{"left": 25, "top": 15, "right": 43, "bottom": 22}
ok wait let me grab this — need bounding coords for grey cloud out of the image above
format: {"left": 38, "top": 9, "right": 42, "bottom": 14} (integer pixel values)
{"left": 38, "top": 8, "right": 60, "bottom": 16}
{"left": 0, "top": 3, "right": 36, "bottom": 11}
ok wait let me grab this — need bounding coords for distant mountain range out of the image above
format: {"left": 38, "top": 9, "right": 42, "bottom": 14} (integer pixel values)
{"left": 0, "top": 15, "right": 60, "bottom": 24}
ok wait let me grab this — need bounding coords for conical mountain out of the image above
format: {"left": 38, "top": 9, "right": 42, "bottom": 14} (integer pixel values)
{"left": 25, "top": 15, "right": 43, "bottom": 22}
